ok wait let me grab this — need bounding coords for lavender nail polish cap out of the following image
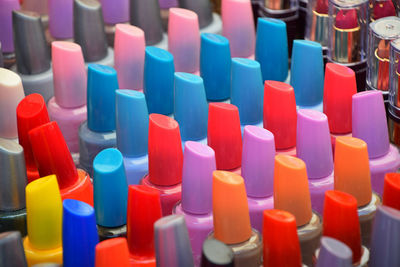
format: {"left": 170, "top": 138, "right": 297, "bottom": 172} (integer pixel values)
{"left": 352, "top": 91, "right": 389, "bottom": 159}
{"left": 316, "top": 237, "right": 352, "bottom": 267}
{"left": 100, "top": 0, "right": 129, "bottom": 24}
{"left": 0, "top": 0, "right": 20, "bottom": 53}
{"left": 48, "top": 0, "right": 73, "bottom": 39}
{"left": 241, "top": 125, "right": 275, "bottom": 198}
{"left": 181, "top": 141, "right": 216, "bottom": 215}
{"left": 296, "top": 109, "right": 333, "bottom": 179}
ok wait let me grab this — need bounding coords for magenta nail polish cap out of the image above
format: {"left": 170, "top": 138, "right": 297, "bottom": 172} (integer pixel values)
{"left": 316, "top": 237, "right": 352, "bottom": 267}
{"left": 352, "top": 91, "right": 389, "bottom": 159}
{"left": 48, "top": 0, "right": 73, "bottom": 39}
{"left": 0, "top": 0, "right": 20, "bottom": 53}
{"left": 181, "top": 141, "right": 216, "bottom": 215}
{"left": 100, "top": 0, "right": 129, "bottom": 24}
{"left": 241, "top": 125, "right": 275, "bottom": 198}
{"left": 296, "top": 109, "right": 333, "bottom": 179}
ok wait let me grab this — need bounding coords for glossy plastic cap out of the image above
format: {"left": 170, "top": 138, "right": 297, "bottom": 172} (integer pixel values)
{"left": 201, "top": 239, "right": 234, "bottom": 267}
{"left": 100, "top": 0, "right": 129, "bottom": 24}
{"left": 316, "top": 237, "right": 352, "bottom": 267}
{"left": 95, "top": 238, "right": 130, "bottom": 267}
{"left": 383, "top": 173, "right": 400, "bottom": 210}
{"left": 48, "top": 0, "right": 73, "bottom": 39}
{"left": 0, "top": 231, "right": 27, "bottom": 267}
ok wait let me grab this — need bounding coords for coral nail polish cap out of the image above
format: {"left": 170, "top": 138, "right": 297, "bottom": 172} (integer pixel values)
{"left": 100, "top": 0, "right": 129, "bottom": 24}
{"left": 0, "top": 0, "right": 20, "bottom": 53}
{"left": 148, "top": 114, "right": 183, "bottom": 186}
{"left": 0, "top": 231, "right": 27, "bottom": 267}
{"left": 263, "top": 81, "right": 297, "bottom": 150}
{"left": 178, "top": 0, "right": 213, "bottom": 28}
{"left": 48, "top": 0, "right": 73, "bottom": 39}
{"left": 207, "top": 103, "right": 242, "bottom": 170}
{"left": 383, "top": 173, "right": 400, "bottom": 210}
{"left": 316, "top": 237, "right": 353, "bottom": 267}
{"left": 95, "top": 238, "right": 130, "bottom": 267}
{"left": 201, "top": 239, "right": 234, "bottom": 267}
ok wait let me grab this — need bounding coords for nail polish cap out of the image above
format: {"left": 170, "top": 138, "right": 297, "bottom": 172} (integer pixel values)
{"left": 231, "top": 58, "right": 263, "bottom": 125}
{"left": 87, "top": 64, "right": 118, "bottom": 132}
{"left": 95, "top": 238, "right": 130, "bottom": 267}
{"left": 182, "top": 141, "right": 216, "bottom": 214}
{"left": 370, "top": 205, "right": 400, "bottom": 266}
{"left": 334, "top": 137, "right": 372, "bottom": 206}
{"left": 168, "top": 8, "right": 200, "bottom": 73}
{"left": 130, "top": 0, "right": 163, "bottom": 45}
{"left": 296, "top": 109, "right": 333, "bottom": 179}
{"left": 0, "top": 0, "right": 20, "bottom": 53}
{"left": 174, "top": 73, "right": 208, "bottom": 141}
{"left": 213, "top": 171, "right": 252, "bottom": 244}
{"left": 114, "top": 24, "right": 145, "bottom": 90}
{"left": 116, "top": 90, "right": 149, "bottom": 157}
{"left": 323, "top": 63, "right": 357, "bottom": 134}
{"left": 201, "top": 239, "right": 234, "bottom": 267}
{"left": 274, "top": 155, "right": 312, "bottom": 226}
{"left": 52, "top": 41, "right": 87, "bottom": 108}
{"left": 48, "top": 0, "right": 73, "bottom": 39}
{"left": 100, "top": 0, "right": 129, "bottom": 24}
{"left": 154, "top": 215, "right": 194, "bottom": 267}
{"left": 0, "top": 139, "right": 27, "bottom": 211}
{"left": 207, "top": 103, "right": 242, "bottom": 170}
{"left": 200, "top": 33, "right": 231, "bottom": 101}
{"left": 177, "top": 0, "right": 213, "bottom": 28}
{"left": 127, "top": 185, "right": 162, "bottom": 258}
{"left": 316, "top": 237, "right": 353, "bottom": 267}
{"left": 17, "top": 94, "right": 50, "bottom": 173}
{"left": 74, "top": 0, "right": 108, "bottom": 62}
{"left": 148, "top": 114, "right": 183, "bottom": 186}
{"left": 0, "top": 68, "right": 25, "bottom": 139}
{"left": 371, "top": 0, "right": 396, "bottom": 20}
{"left": 12, "top": 10, "right": 50, "bottom": 75}
{"left": 93, "top": 148, "right": 128, "bottom": 228}
{"left": 0, "top": 231, "right": 27, "bottom": 267}
{"left": 63, "top": 199, "right": 99, "bottom": 267}
{"left": 241, "top": 126, "right": 275, "bottom": 198}
{"left": 352, "top": 91, "right": 389, "bottom": 159}
{"left": 26, "top": 175, "right": 62, "bottom": 250}
{"left": 383, "top": 173, "right": 400, "bottom": 211}
{"left": 29, "top": 121, "right": 79, "bottom": 189}
{"left": 263, "top": 209, "right": 302, "bottom": 267}
{"left": 323, "top": 190, "right": 362, "bottom": 264}
{"left": 144, "top": 47, "right": 174, "bottom": 115}
{"left": 263, "top": 81, "right": 297, "bottom": 150}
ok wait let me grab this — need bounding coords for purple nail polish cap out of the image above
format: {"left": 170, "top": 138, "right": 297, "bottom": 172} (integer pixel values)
{"left": 352, "top": 91, "right": 389, "bottom": 159}
{"left": 0, "top": 0, "right": 20, "bottom": 53}
{"left": 48, "top": 0, "right": 73, "bottom": 39}
{"left": 316, "top": 237, "right": 352, "bottom": 267}
{"left": 181, "top": 141, "right": 216, "bottom": 215}
{"left": 100, "top": 0, "right": 129, "bottom": 24}
{"left": 159, "top": 0, "right": 178, "bottom": 9}
{"left": 296, "top": 109, "right": 333, "bottom": 179}
{"left": 241, "top": 125, "right": 275, "bottom": 198}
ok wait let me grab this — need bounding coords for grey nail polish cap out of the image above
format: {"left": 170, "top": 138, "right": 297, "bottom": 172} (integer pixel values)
{"left": 0, "top": 138, "right": 27, "bottom": 211}
{"left": 12, "top": 10, "right": 50, "bottom": 75}
{"left": 154, "top": 215, "right": 194, "bottom": 267}
{"left": 178, "top": 0, "right": 213, "bottom": 28}
{"left": 316, "top": 237, "right": 352, "bottom": 267}
{"left": 201, "top": 239, "right": 234, "bottom": 267}
{"left": 130, "top": 0, "right": 163, "bottom": 45}
{"left": 0, "top": 43, "right": 4, "bottom": 68}
{"left": 370, "top": 205, "right": 400, "bottom": 267}
{"left": 0, "top": 231, "right": 27, "bottom": 267}
{"left": 74, "top": 0, "right": 108, "bottom": 62}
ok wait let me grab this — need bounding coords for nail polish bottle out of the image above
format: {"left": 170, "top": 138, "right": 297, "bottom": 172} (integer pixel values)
{"left": 99, "top": 0, "right": 129, "bottom": 47}
{"left": 296, "top": 109, "right": 334, "bottom": 214}
{"left": 47, "top": 0, "right": 73, "bottom": 44}
{"left": 241, "top": 126, "right": 275, "bottom": 233}
{"left": 173, "top": 141, "right": 216, "bottom": 265}
{"left": 208, "top": 171, "right": 262, "bottom": 266}
{"left": 12, "top": 10, "right": 53, "bottom": 102}
{"left": 263, "top": 81, "right": 297, "bottom": 156}
{"left": 116, "top": 90, "right": 149, "bottom": 185}
{"left": 93, "top": 148, "right": 128, "bottom": 241}
{"left": 0, "top": 231, "right": 28, "bottom": 267}
{"left": 144, "top": 47, "right": 175, "bottom": 116}
{"left": 207, "top": 103, "right": 242, "bottom": 173}
{"left": 17, "top": 94, "right": 50, "bottom": 182}
{"left": 316, "top": 237, "right": 353, "bottom": 267}
{"left": 322, "top": 190, "right": 369, "bottom": 266}
{"left": 23, "top": 175, "right": 63, "bottom": 266}
{"left": 0, "top": 0, "right": 19, "bottom": 68}
{"left": 140, "top": 114, "right": 183, "bottom": 215}
{"left": 168, "top": 8, "right": 200, "bottom": 74}
{"left": 352, "top": 91, "right": 400, "bottom": 195}
{"left": 95, "top": 238, "right": 130, "bottom": 267}
{"left": 369, "top": 205, "right": 400, "bottom": 267}
{"left": 62, "top": 199, "right": 99, "bottom": 267}
{"left": 200, "top": 33, "right": 231, "bottom": 102}
{"left": 263, "top": 209, "right": 303, "bottom": 267}
{"left": 114, "top": 24, "right": 145, "bottom": 91}
{"left": 74, "top": 0, "right": 114, "bottom": 67}
{"left": 201, "top": 239, "right": 234, "bottom": 267}
{"left": 0, "top": 139, "right": 27, "bottom": 236}
{"left": 127, "top": 185, "right": 162, "bottom": 265}
{"left": 383, "top": 173, "right": 400, "bottom": 210}
{"left": 290, "top": 40, "right": 324, "bottom": 111}
{"left": 48, "top": 41, "right": 87, "bottom": 163}
{"left": 29, "top": 121, "right": 94, "bottom": 206}
{"left": 174, "top": 73, "right": 208, "bottom": 146}
{"left": 79, "top": 64, "right": 118, "bottom": 176}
